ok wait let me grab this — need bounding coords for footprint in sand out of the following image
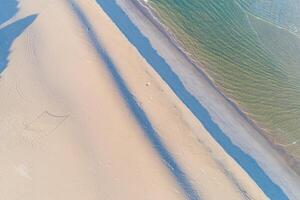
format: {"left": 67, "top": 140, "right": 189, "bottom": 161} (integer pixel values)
{"left": 23, "top": 111, "right": 69, "bottom": 142}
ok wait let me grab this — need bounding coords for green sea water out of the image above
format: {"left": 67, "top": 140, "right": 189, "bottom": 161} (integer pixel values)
{"left": 149, "top": 0, "right": 300, "bottom": 164}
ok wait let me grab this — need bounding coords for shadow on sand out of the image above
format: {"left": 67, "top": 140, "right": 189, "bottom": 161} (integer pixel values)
{"left": 70, "top": 2, "right": 201, "bottom": 200}
{"left": 95, "top": 0, "right": 289, "bottom": 200}
{"left": 0, "top": 0, "right": 37, "bottom": 73}
{"left": 0, "top": 0, "right": 18, "bottom": 25}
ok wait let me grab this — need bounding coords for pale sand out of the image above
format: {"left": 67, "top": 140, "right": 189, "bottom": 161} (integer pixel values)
{"left": 117, "top": 0, "right": 300, "bottom": 199}
{"left": 0, "top": 0, "right": 268, "bottom": 199}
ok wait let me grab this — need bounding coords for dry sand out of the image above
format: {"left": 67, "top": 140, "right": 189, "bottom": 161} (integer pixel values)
{"left": 116, "top": 0, "right": 300, "bottom": 199}
{"left": 0, "top": 0, "right": 269, "bottom": 199}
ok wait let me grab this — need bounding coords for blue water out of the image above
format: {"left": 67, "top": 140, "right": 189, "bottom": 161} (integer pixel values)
{"left": 96, "top": 0, "right": 288, "bottom": 199}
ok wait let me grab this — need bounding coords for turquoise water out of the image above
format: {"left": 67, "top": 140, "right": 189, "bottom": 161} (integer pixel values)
{"left": 96, "top": 0, "right": 288, "bottom": 199}
{"left": 149, "top": 0, "right": 300, "bottom": 171}
{"left": 239, "top": 0, "right": 300, "bottom": 35}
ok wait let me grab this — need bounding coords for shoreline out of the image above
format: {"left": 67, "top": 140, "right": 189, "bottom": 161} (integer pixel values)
{"left": 130, "top": 0, "right": 268, "bottom": 145}
{"left": 1, "top": 0, "right": 298, "bottom": 199}
{"left": 1, "top": 0, "right": 271, "bottom": 199}
{"left": 115, "top": 0, "right": 300, "bottom": 198}
{"left": 131, "top": 0, "right": 300, "bottom": 173}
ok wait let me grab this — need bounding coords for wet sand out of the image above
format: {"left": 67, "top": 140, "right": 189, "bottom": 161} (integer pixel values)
{"left": 0, "top": 0, "right": 278, "bottom": 199}
{"left": 114, "top": 0, "right": 300, "bottom": 199}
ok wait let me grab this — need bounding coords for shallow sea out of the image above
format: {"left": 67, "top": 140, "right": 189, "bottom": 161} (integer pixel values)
{"left": 149, "top": 0, "right": 300, "bottom": 169}
{"left": 97, "top": 0, "right": 290, "bottom": 199}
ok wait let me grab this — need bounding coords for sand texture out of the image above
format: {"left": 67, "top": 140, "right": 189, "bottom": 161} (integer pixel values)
{"left": 0, "top": 0, "right": 272, "bottom": 199}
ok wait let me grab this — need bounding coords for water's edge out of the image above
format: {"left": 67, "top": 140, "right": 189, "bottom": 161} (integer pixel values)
{"left": 131, "top": 0, "right": 300, "bottom": 176}
{"left": 96, "top": 0, "right": 297, "bottom": 199}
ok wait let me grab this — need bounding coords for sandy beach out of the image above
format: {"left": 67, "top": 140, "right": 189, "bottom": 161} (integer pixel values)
{"left": 0, "top": 0, "right": 296, "bottom": 199}
{"left": 114, "top": 0, "right": 300, "bottom": 199}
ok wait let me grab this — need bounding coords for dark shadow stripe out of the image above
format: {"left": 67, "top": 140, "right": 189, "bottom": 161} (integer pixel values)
{"left": 70, "top": 2, "right": 200, "bottom": 200}
{"left": 0, "top": 15, "right": 37, "bottom": 73}
{"left": 96, "top": 0, "right": 288, "bottom": 199}
{"left": 0, "top": 0, "right": 18, "bottom": 26}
